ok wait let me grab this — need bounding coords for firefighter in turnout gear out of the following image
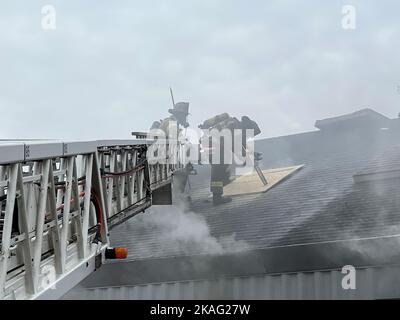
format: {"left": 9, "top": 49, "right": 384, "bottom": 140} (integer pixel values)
{"left": 199, "top": 114, "right": 261, "bottom": 205}
{"left": 150, "top": 101, "right": 190, "bottom": 139}
{"left": 149, "top": 92, "right": 195, "bottom": 197}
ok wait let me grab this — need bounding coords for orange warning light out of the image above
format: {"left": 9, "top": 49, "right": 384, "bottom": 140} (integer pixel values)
{"left": 105, "top": 247, "right": 128, "bottom": 260}
{"left": 114, "top": 247, "right": 128, "bottom": 259}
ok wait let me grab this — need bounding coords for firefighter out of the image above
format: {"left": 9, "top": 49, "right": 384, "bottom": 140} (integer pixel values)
{"left": 199, "top": 114, "right": 261, "bottom": 205}
{"left": 149, "top": 98, "right": 195, "bottom": 199}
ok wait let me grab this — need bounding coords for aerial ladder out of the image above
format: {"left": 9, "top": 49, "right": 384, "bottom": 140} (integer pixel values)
{"left": 0, "top": 137, "right": 186, "bottom": 300}
{"left": 0, "top": 93, "right": 262, "bottom": 300}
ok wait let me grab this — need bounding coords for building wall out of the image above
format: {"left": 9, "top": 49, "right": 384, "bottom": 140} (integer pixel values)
{"left": 63, "top": 265, "right": 400, "bottom": 300}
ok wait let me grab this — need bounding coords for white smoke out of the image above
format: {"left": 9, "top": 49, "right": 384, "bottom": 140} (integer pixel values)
{"left": 141, "top": 202, "right": 249, "bottom": 257}
{"left": 333, "top": 180, "right": 400, "bottom": 262}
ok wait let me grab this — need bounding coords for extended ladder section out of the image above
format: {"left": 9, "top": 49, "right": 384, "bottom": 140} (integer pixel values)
{"left": 0, "top": 138, "right": 184, "bottom": 300}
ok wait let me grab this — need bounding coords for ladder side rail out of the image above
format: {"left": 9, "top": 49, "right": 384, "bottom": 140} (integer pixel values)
{"left": 0, "top": 164, "right": 18, "bottom": 299}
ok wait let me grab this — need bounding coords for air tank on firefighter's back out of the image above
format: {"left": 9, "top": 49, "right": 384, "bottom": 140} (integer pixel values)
{"left": 198, "top": 113, "right": 230, "bottom": 129}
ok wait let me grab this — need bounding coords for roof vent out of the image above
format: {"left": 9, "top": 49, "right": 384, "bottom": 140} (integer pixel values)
{"left": 315, "top": 108, "right": 390, "bottom": 131}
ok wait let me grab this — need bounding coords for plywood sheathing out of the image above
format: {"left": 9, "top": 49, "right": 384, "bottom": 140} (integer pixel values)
{"left": 223, "top": 165, "right": 304, "bottom": 197}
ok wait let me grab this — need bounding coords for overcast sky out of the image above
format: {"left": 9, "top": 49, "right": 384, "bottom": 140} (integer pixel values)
{"left": 0, "top": 0, "right": 399, "bottom": 140}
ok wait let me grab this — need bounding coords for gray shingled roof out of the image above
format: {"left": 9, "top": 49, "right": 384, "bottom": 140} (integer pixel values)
{"left": 109, "top": 126, "right": 400, "bottom": 262}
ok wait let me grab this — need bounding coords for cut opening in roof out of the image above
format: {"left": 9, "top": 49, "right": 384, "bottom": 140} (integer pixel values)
{"left": 353, "top": 145, "right": 400, "bottom": 183}
{"left": 353, "top": 169, "right": 400, "bottom": 183}
{"left": 223, "top": 165, "right": 304, "bottom": 197}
